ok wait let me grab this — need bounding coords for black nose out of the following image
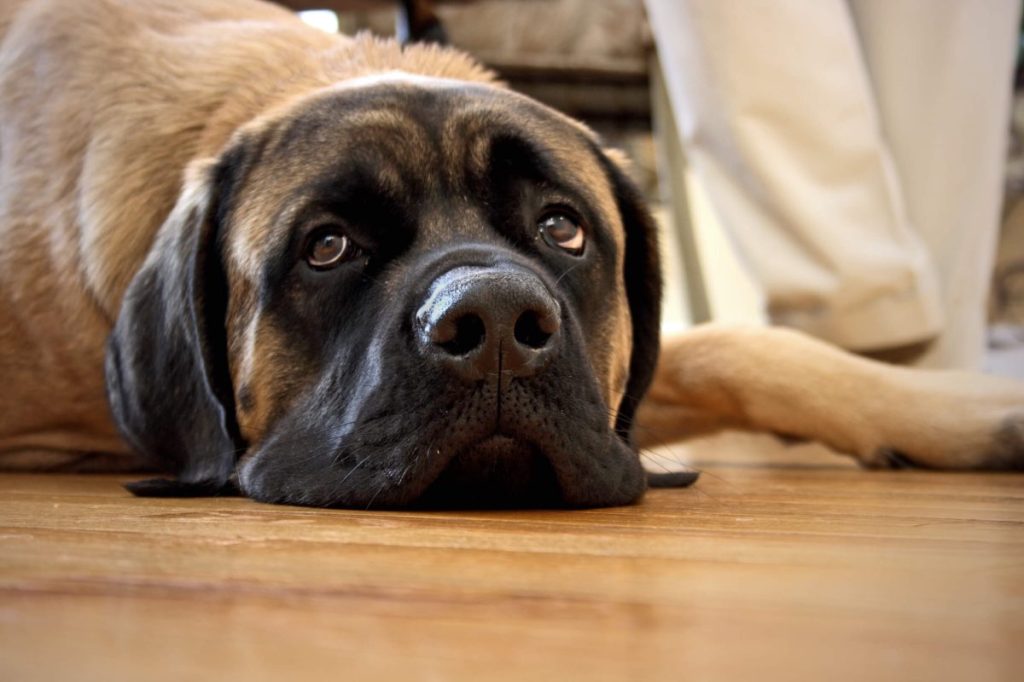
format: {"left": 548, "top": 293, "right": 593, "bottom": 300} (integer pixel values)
{"left": 416, "top": 265, "right": 561, "bottom": 381}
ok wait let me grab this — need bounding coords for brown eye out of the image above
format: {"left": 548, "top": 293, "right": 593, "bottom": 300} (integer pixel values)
{"left": 305, "top": 228, "right": 358, "bottom": 270}
{"left": 538, "top": 211, "right": 585, "bottom": 255}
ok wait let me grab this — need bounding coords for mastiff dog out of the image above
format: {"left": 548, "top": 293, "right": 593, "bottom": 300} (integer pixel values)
{"left": 1, "top": 0, "right": 1022, "bottom": 508}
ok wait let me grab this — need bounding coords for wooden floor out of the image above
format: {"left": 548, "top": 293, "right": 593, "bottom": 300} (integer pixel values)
{"left": 1, "top": 434, "right": 1022, "bottom": 681}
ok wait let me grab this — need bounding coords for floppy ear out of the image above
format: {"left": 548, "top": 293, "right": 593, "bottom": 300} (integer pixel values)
{"left": 105, "top": 158, "right": 244, "bottom": 497}
{"left": 597, "top": 150, "right": 663, "bottom": 443}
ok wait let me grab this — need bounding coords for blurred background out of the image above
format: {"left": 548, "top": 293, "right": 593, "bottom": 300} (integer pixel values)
{"left": 277, "top": 0, "right": 1024, "bottom": 377}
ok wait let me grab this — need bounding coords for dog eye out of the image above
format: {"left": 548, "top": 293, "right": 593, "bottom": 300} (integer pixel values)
{"left": 538, "top": 211, "right": 585, "bottom": 255}
{"left": 305, "top": 228, "right": 359, "bottom": 270}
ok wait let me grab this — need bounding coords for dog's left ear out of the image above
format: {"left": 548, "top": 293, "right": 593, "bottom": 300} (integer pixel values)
{"left": 105, "top": 155, "right": 245, "bottom": 497}
{"left": 597, "top": 149, "right": 663, "bottom": 443}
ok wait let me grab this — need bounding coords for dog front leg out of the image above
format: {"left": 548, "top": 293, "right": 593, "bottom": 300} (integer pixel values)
{"left": 637, "top": 324, "right": 1024, "bottom": 470}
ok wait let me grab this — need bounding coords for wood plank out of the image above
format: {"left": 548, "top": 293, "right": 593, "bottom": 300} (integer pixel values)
{"left": 1, "top": 436, "right": 1022, "bottom": 681}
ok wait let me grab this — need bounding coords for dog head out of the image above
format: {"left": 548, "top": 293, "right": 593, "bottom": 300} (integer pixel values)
{"left": 106, "top": 74, "right": 661, "bottom": 508}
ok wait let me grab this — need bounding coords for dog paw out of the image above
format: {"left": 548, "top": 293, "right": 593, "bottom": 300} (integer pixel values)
{"left": 860, "top": 408, "right": 1024, "bottom": 472}
{"left": 862, "top": 448, "right": 925, "bottom": 470}
{"left": 646, "top": 470, "right": 701, "bottom": 487}
{"left": 986, "top": 410, "right": 1024, "bottom": 470}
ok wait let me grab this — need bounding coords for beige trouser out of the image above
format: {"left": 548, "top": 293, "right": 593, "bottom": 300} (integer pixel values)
{"left": 645, "top": 0, "right": 1021, "bottom": 369}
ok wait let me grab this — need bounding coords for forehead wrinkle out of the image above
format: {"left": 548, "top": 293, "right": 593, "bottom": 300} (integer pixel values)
{"left": 266, "top": 103, "right": 434, "bottom": 168}
{"left": 447, "top": 103, "right": 620, "bottom": 239}
{"left": 341, "top": 110, "right": 438, "bottom": 194}
{"left": 369, "top": 162, "right": 406, "bottom": 198}
{"left": 440, "top": 100, "right": 506, "bottom": 189}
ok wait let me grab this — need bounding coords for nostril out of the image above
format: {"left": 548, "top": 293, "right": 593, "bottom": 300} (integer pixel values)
{"left": 438, "top": 314, "right": 486, "bottom": 356}
{"left": 514, "top": 310, "right": 554, "bottom": 349}
{"left": 417, "top": 265, "right": 561, "bottom": 379}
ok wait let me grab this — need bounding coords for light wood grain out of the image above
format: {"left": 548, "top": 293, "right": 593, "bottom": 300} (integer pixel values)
{"left": 1, "top": 435, "right": 1022, "bottom": 681}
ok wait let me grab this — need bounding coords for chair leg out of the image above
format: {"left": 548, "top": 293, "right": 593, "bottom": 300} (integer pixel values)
{"left": 649, "top": 55, "right": 711, "bottom": 325}
{"left": 396, "top": 0, "right": 448, "bottom": 45}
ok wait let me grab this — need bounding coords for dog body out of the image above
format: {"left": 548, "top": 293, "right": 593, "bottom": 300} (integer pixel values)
{"left": 1, "top": 0, "right": 1021, "bottom": 507}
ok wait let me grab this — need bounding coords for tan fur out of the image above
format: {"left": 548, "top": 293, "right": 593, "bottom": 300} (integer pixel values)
{"left": 641, "top": 325, "right": 1024, "bottom": 469}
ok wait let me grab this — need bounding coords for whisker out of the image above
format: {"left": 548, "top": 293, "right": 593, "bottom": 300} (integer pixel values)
{"left": 364, "top": 474, "right": 394, "bottom": 510}
{"left": 553, "top": 261, "right": 584, "bottom": 286}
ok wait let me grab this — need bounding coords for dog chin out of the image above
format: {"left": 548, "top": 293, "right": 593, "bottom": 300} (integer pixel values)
{"left": 237, "top": 422, "right": 647, "bottom": 510}
{"left": 420, "top": 433, "right": 648, "bottom": 509}
{"left": 415, "top": 435, "right": 560, "bottom": 508}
